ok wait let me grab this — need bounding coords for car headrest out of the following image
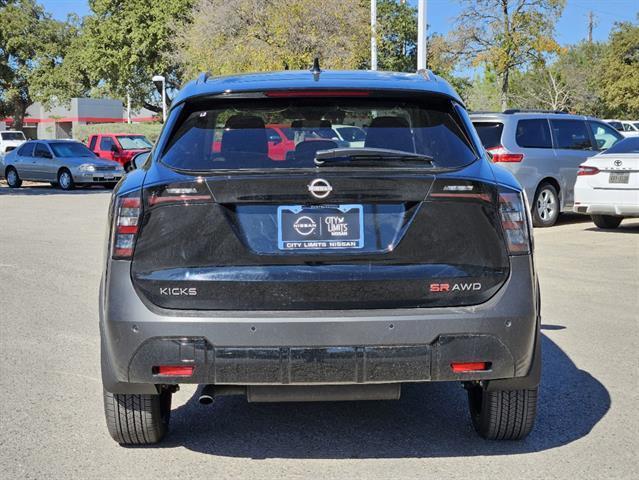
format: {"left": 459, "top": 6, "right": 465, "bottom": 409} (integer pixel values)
{"left": 221, "top": 115, "right": 268, "bottom": 154}
{"left": 364, "top": 116, "right": 414, "bottom": 152}
{"left": 294, "top": 139, "right": 339, "bottom": 164}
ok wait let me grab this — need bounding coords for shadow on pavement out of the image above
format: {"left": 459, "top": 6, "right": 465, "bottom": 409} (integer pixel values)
{"left": 157, "top": 335, "right": 610, "bottom": 458}
{"left": 549, "top": 213, "right": 591, "bottom": 226}
{"left": 584, "top": 224, "right": 639, "bottom": 234}
{"left": 0, "top": 184, "right": 111, "bottom": 196}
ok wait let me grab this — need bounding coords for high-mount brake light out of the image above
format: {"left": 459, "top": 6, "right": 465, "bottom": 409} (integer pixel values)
{"left": 265, "top": 90, "right": 370, "bottom": 98}
{"left": 499, "top": 188, "right": 531, "bottom": 254}
{"left": 577, "top": 165, "right": 600, "bottom": 176}
{"left": 487, "top": 146, "right": 524, "bottom": 163}
{"left": 112, "top": 192, "right": 142, "bottom": 259}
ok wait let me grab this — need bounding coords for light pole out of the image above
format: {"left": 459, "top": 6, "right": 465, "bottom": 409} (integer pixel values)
{"left": 417, "top": 0, "right": 428, "bottom": 71}
{"left": 152, "top": 75, "right": 166, "bottom": 123}
{"left": 371, "top": 0, "right": 377, "bottom": 70}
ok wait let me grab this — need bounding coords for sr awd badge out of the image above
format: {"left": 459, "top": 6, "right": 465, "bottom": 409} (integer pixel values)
{"left": 308, "top": 178, "right": 333, "bottom": 199}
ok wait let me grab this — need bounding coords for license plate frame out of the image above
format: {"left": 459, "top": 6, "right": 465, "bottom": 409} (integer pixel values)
{"left": 609, "top": 172, "right": 630, "bottom": 184}
{"left": 277, "top": 204, "right": 364, "bottom": 250}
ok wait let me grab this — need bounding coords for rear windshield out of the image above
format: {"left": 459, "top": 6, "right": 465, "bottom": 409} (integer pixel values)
{"left": 1, "top": 132, "right": 25, "bottom": 141}
{"left": 472, "top": 122, "right": 504, "bottom": 149}
{"left": 161, "top": 97, "right": 478, "bottom": 171}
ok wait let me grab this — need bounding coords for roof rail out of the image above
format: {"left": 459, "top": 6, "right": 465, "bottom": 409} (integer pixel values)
{"left": 503, "top": 109, "right": 569, "bottom": 115}
{"left": 197, "top": 72, "right": 212, "bottom": 84}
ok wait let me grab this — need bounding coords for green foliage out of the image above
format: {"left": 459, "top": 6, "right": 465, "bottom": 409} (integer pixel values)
{"left": 177, "top": 0, "right": 369, "bottom": 78}
{"left": 59, "top": 0, "right": 194, "bottom": 110}
{"left": 0, "top": 0, "right": 70, "bottom": 127}
{"left": 377, "top": 0, "right": 417, "bottom": 72}
{"left": 73, "top": 122, "right": 163, "bottom": 144}
{"left": 466, "top": 68, "right": 501, "bottom": 111}
{"left": 599, "top": 21, "right": 639, "bottom": 118}
{"left": 454, "top": 0, "right": 565, "bottom": 109}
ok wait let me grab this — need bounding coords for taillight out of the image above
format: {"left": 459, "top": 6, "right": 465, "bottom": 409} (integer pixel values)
{"left": 112, "top": 191, "right": 142, "bottom": 259}
{"left": 499, "top": 188, "right": 531, "bottom": 254}
{"left": 577, "top": 165, "right": 600, "bottom": 176}
{"left": 488, "top": 146, "right": 524, "bottom": 163}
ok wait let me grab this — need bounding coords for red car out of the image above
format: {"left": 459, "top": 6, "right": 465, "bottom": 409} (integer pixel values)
{"left": 88, "top": 133, "right": 152, "bottom": 171}
{"left": 212, "top": 124, "right": 295, "bottom": 161}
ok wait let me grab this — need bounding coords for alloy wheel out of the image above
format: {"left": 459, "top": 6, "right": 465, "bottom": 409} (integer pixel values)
{"left": 536, "top": 188, "right": 556, "bottom": 221}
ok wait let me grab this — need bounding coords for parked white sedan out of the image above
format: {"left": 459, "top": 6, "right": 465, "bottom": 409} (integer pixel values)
{"left": 574, "top": 137, "right": 639, "bottom": 228}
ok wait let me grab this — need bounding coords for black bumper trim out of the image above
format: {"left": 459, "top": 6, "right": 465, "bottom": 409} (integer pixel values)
{"left": 127, "top": 334, "right": 515, "bottom": 385}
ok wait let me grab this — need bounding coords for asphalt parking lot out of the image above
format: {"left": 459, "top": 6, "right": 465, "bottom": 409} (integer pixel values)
{"left": 0, "top": 185, "right": 637, "bottom": 479}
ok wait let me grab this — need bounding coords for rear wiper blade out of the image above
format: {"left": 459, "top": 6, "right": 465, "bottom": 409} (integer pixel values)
{"left": 314, "top": 147, "right": 434, "bottom": 166}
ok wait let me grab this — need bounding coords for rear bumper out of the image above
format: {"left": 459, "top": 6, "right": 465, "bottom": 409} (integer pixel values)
{"left": 100, "top": 256, "right": 539, "bottom": 393}
{"left": 574, "top": 183, "right": 639, "bottom": 216}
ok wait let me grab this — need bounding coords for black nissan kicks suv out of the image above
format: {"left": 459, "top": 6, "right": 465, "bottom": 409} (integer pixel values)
{"left": 100, "top": 69, "right": 541, "bottom": 445}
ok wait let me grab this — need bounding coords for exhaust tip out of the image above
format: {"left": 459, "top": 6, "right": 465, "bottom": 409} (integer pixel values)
{"left": 198, "top": 385, "right": 216, "bottom": 405}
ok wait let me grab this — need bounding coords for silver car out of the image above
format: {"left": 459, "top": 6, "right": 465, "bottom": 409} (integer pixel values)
{"left": 2, "top": 139, "right": 124, "bottom": 190}
{"left": 471, "top": 111, "right": 624, "bottom": 226}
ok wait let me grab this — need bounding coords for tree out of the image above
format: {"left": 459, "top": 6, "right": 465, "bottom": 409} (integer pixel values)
{"left": 509, "top": 64, "right": 570, "bottom": 111}
{"left": 0, "top": 0, "right": 69, "bottom": 128}
{"left": 466, "top": 68, "right": 501, "bottom": 111}
{"left": 453, "top": 0, "right": 565, "bottom": 110}
{"left": 552, "top": 41, "right": 607, "bottom": 116}
{"left": 65, "top": 0, "right": 194, "bottom": 112}
{"left": 177, "top": 0, "right": 369, "bottom": 78}
{"left": 377, "top": 0, "right": 417, "bottom": 72}
{"left": 599, "top": 20, "right": 639, "bottom": 118}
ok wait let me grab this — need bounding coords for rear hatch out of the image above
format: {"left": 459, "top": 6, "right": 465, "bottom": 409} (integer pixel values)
{"left": 129, "top": 93, "right": 515, "bottom": 310}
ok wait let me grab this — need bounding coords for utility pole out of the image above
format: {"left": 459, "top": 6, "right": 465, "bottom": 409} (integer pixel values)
{"left": 417, "top": 0, "right": 427, "bottom": 70}
{"left": 587, "top": 11, "right": 597, "bottom": 44}
{"left": 126, "top": 92, "right": 131, "bottom": 124}
{"left": 371, "top": 0, "right": 377, "bottom": 70}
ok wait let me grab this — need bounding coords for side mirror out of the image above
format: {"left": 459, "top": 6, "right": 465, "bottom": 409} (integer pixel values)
{"left": 596, "top": 139, "right": 606, "bottom": 149}
{"left": 268, "top": 135, "right": 282, "bottom": 145}
{"left": 111, "top": 145, "right": 119, "bottom": 154}
{"left": 132, "top": 152, "right": 150, "bottom": 170}
{"left": 43, "top": 151, "right": 53, "bottom": 159}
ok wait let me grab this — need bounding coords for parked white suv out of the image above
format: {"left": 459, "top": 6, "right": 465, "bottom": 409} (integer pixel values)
{"left": 0, "top": 130, "right": 27, "bottom": 157}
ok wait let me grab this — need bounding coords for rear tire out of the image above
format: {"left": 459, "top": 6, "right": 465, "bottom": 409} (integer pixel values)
{"left": 6, "top": 167, "right": 22, "bottom": 188}
{"left": 532, "top": 183, "right": 559, "bottom": 227}
{"left": 103, "top": 389, "right": 172, "bottom": 445}
{"left": 468, "top": 385, "right": 538, "bottom": 440}
{"left": 591, "top": 214, "right": 622, "bottom": 229}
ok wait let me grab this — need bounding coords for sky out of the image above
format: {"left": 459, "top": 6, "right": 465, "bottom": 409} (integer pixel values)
{"left": 42, "top": 0, "right": 638, "bottom": 47}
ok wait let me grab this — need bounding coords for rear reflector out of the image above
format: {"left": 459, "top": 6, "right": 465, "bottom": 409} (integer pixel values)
{"left": 451, "top": 362, "right": 490, "bottom": 373}
{"left": 577, "top": 165, "right": 600, "bottom": 176}
{"left": 154, "top": 365, "right": 195, "bottom": 377}
{"left": 487, "top": 146, "right": 524, "bottom": 163}
{"left": 499, "top": 188, "right": 531, "bottom": 254}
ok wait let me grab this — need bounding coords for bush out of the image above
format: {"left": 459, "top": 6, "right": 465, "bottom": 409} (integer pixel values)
{"left": 73, "top": 122, "right": 164, "bottom": 144}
